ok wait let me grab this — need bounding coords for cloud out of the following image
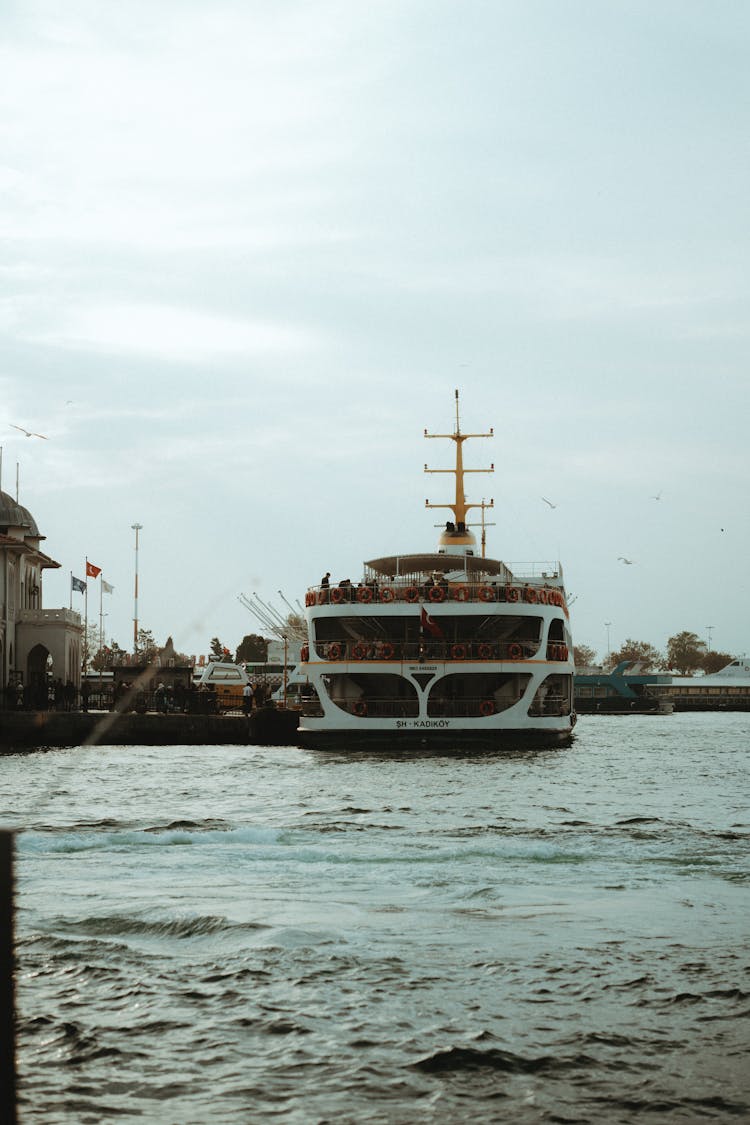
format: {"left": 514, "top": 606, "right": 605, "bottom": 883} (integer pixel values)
{"left": 13, "top": 301, "right": 324, "bottom": 361}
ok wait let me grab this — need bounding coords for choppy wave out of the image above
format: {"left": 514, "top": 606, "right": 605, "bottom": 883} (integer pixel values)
{"left": 18, "top": 823, "right": 285, "bottom": 853}
{"left": 49, "top": 913, "right": 270, "bottom": 940}
{"left": 9, "top": 715, "right": 750, "bottom": 1124}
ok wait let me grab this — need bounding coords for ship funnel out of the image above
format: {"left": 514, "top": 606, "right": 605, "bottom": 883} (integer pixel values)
{"left": 437, "top": 520, "right": 478, "bottom": 556}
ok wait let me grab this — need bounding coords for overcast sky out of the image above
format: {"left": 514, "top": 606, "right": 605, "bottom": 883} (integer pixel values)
{"left": 2, "top": 0, "right": 748, "bottom": 663}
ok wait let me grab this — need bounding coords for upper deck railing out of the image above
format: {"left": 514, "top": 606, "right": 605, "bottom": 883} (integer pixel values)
{"left": 305, "top": 579, "right": 568, "bottom": 611}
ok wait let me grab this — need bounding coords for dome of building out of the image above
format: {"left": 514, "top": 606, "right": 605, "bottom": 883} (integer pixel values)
{"left": 0, "top": 489, "right": 40, "bottom": 536}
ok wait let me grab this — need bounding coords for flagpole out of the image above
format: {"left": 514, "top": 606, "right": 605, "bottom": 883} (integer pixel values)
{"left": 132, "top": 523, "right": 142, "bottom": 657}
{"left": 99, "top": 579, "right": 104, "bottom": 691}
{"left": 84, "top": 558, "right": 89, "bottom": 674}
{"left": 70, "top": 571, "right": 73, "bottom": 611}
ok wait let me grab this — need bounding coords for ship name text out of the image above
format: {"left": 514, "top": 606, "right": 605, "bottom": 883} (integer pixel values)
{"left": 396, "top": 719, "right": 451, "bottom": 729}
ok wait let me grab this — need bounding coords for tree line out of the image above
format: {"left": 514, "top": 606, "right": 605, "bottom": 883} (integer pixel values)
{"left": 83, "top": 628, "right": 272, "bottom": 671}
{"left": 573, "top": 631, "right": 736, "bottom": 675}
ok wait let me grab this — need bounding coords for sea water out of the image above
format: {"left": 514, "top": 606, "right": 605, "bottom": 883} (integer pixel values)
{"left": 2, "top": 712, "right": 749, "bottom": 1124}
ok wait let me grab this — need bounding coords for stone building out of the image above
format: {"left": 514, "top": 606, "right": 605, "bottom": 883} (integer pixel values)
{"left": 0, "top": 489, "right": 82, "bottom": 703}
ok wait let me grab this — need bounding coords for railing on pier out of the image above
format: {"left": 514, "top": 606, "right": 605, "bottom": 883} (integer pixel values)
{"left": 0, "top": 687, "right": 269, "bottom": 717}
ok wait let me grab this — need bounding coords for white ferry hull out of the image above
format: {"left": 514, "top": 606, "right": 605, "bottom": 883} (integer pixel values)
{"left": 298, "top": 718, "right": 574, "bottom": 753}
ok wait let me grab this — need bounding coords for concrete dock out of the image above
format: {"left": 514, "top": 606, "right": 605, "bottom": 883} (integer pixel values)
{"left": 0, "top": 708, "right": 301, "bottom": 751}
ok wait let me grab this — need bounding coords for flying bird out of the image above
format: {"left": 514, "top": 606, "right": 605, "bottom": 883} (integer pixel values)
{"left": 10, "top": 424, "right": 48, "bottom": 439}
{"left": 541, "top": 497, "right": 557, "bottom": 509}
{"left": 650, "top": 491, "right": 662, "bottom": 500}
{"left": 617, "top": 557, "right": 635, "bottom": 565}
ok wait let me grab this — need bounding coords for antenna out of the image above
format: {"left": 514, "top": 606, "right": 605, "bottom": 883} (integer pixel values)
{"left": 424, "top": 390, "right": 494, "bottom": 527}
{"left": 467, "top": 499, "right": 496, "bottom": 559}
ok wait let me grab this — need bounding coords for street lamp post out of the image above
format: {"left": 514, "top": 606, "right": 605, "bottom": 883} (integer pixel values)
{"left": 706, "top": 625, "right": 714, "bottom": 652}
{"left": 132, "top": 523, "right": 143, "bottom": 656}
{"left": 605, "top": 622, "right": 612, "bottom": 665}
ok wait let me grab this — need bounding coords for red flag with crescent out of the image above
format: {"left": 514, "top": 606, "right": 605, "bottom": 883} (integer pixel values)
{"left": 420, "top": 606, "right": 443, "bottom": 638}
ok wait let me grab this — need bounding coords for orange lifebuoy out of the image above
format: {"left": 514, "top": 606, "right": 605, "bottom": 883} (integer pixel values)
{"left": 328, "top": 642, "right": 342, "bottom": 661}
{"left": 524, "top": 587, "right": 538, "bottom": 603}
{"left": 301, "top": 644, "right": 309, "bottom": 662}
{"left": 479, "top": 699, "right": 495, "bottom": 717}
{"left": 405, "top": 586, "right": 420, "bottom": 603}
{"left": 561, "top": 645, "right": 569, "bottom": 661}
{"left": 380, "top": 642, "right": 395, "bottom": 660}
{"left": 331, "top": 587, "right": 346, "bottom": 604}
{"left": 451, "top": 643, "right": 467, "bottom": 660}
{"left": 353, "top": 700, "right": 367, "bottom": 717}
{"left": 508, "top": 642, "right": 522, "bottom": 660}
{"left": 317, "top": 589, "right": 328, "bottom": 605}
{"left": 428, "top": 586, "right": 447, "bottom": 603}
{"left": 356, "top": 586, "right": 373, "bottom": 603}
{"left": 453, "top": 585, "right": 470, "bottom": 602}
{"left": 352, "top": 642, "right": 367, "bottom": 660}
{"left": 506, "top": 587, "right": 519, "bottom": 602}
{"left": 305, "top": 591, "right": 314, "bottom": 607}
{"left": 380, "top": 587, "right": 395, "bottom": 603}
{"left": 478, "top": 643, "right": 493, "bottom": 660}
{"left": 478, "top": 586, "right": 495, "bottom": 602}
{"left": 539, "top": 589, "right": 549, "bottom": 605}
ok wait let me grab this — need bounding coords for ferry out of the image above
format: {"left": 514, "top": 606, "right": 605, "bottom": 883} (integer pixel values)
{"left": 661, "top": 658, "right": 750, "bottom": 711}
{"left": 574, "top": 661, "right": 674, "bottom": 714}
{"left": 296, "top": 392, "right": 576, "bottom": 750}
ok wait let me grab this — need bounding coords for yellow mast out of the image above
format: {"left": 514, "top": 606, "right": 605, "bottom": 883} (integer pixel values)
{"left": 424, "top": 389, "right": 494, "bottom": 546}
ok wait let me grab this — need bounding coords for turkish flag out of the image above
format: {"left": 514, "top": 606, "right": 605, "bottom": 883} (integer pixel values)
{"left": 86, "top": 561, "right": 102, "bottom": 578}
{"left": 420, "top": 606, "right": 444, "bottom": 638}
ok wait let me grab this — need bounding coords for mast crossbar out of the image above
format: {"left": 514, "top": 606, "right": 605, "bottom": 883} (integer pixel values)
{"left": 423, "top": 389, "right": 494, "bottom": 528}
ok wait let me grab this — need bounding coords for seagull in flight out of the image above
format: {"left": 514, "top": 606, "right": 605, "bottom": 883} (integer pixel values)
{"left": 650, "top": 491, "right": 662, "bottom": 501}
{"left": 10, "top": 424, "right": 48, "bottom": 439}
{"left": 541, "top": 497, "right": 557, "bottom": 509}
{"left": 617, "top": 557, "right": 635, "bottom": 565}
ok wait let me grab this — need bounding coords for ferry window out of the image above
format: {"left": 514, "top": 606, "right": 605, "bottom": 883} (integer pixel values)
{"left": 548, "top": 617, "right": 565, "bottom": 642}
{"left": 426, "top": 672, "right": 532, "bottom": 717}
{"left": 528, "top": 674, "right": 571, "bottom": 716}
{"left": 326, "top": 673, "right": 419, "bottom": 718}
